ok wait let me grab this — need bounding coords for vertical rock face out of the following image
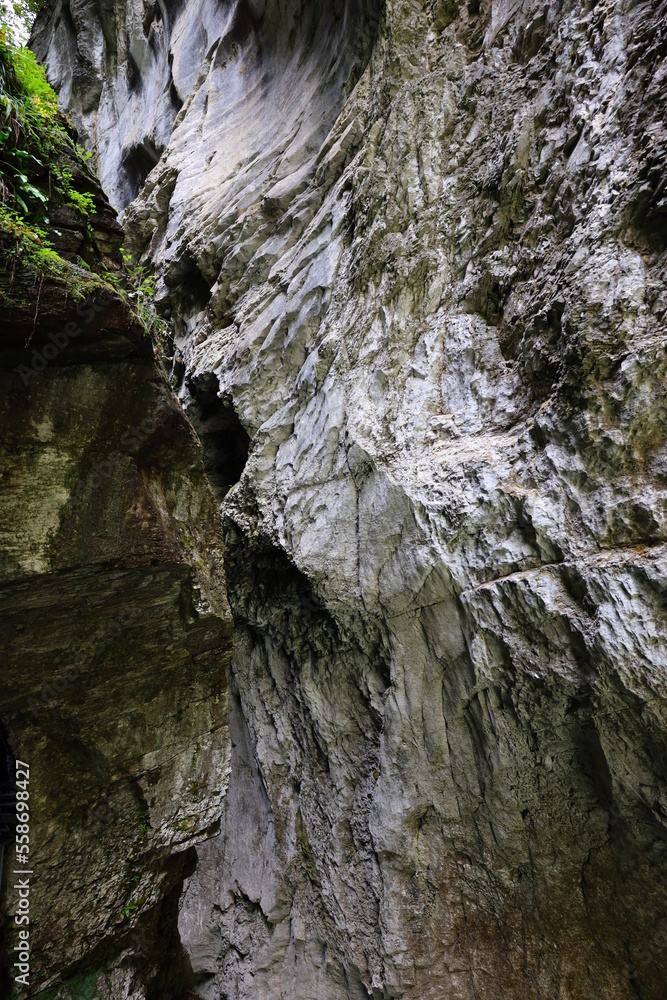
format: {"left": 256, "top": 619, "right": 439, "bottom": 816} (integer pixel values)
{"left": 33, "top": 1, "right": 667, "bottom": 999}
{"left": 0, "top": 148, "right": 233, "bottom": 996}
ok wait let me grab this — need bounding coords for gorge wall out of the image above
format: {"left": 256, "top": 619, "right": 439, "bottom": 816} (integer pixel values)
{"left": 29, "top": 0, "right": 667, "bottom": 998}
{"left": 0, "top": 100, "right": 233, "bottom": 998}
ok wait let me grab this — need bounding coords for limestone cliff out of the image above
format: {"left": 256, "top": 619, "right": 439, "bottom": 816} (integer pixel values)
{"left": 29, "top": 0, "right": 667, "bottom": 998}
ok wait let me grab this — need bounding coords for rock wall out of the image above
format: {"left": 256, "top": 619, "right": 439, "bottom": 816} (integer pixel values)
{"left": 32, "top": 1, "right": 667, "bottom": 999}
{"left": 0, "top": 132, "right": 233, "bottom": 997}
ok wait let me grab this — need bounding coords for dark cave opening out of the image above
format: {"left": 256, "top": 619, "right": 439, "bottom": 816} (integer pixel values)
{"left": 123, "top": 139, "right": 161, "bottom": 204}
{"left": 128, "top": 51, "right": 142, "bottom": 91}
{"left": 185, "top": 377, "right": 251, "bottom": 502}
{"left": 168, "top": 51, "right": 184, "bottom": 111}
{"left": 174, "top": 259, "right": 212, "bottom": 316}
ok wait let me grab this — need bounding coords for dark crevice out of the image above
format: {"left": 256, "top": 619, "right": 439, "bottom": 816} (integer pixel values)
{"left": 228, "top": 0, "right": 257, "bottom": 45}
{"left": 128, "top": 51, "right": 142, "bottom": 91}
{"left": 123, "top": 139, "right": 161, "bottom": 203}
{"left": 185, "top": 376, "right": 250, "bottom": 502}
{"left": 170, "top": 257, "right": 212, "bottom": 314}
{"left": 169, "top": 79, "right": 183, "bottom": 110}
{"left": 168, "top": 51, "right": 184, "bottom": 110}
{"left": 60, "top": 0, "right": 77, "bottom": 44}
{"left": 162, "top": 0, "right": 187, "bottom": 31}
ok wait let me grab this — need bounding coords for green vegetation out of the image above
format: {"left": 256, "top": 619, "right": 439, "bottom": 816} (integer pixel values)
{"left": 0, "top": 25, "right": 172, "bottom": 354}
{"left": 172, "top": 814, "right": 197, "bottom": 833}
{"left": 126, "top": 266, "right": 174, "bottom": 357}
{"left": 119, "top": 871, "right": 148, "bottom": 920}
{"left": 137, "top": 812, "right": 151, "bottom": 842}
{"left": 0, "top": 28, "right": 121, "bottom": 328}
{"left": 57, "top": 165, "right": 96, "bottom": 215}
{"left": 0, "top": 24, "right": 106, "bottom": 323}
{"left": 1, "top": 203, "right": 57, "bottom": 267}
{"left": 0, "top": 31, "right": 59, "bottom": 218}
{"left": 0, "top": 202, "right": 112, "bottom": 324}
{"left": 120, "top": 897, "right": 146, "bottom": 919}
{"left": 0, "top": 28, "right": 99, "bottom": 223}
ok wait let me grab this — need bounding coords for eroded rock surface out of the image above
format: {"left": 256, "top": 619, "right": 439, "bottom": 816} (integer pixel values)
{"left": 33, "top": 0, "right": 667, "bottom": 998}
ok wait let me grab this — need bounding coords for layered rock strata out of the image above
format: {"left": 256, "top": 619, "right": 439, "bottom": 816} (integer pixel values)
{"left": 32, "top": 0, "right": 667, "bottom": 999}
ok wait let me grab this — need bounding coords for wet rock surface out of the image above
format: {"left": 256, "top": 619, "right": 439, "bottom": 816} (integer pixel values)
{"left": 31, "top": 0, "right": 667, "bottom": 997}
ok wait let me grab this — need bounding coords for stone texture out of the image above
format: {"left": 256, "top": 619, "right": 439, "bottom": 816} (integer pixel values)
{"left": 0, "top": 143, "right": 233, "bottom": 997}
{"left": 32, "top": 0, "right": 667, "bottom": 998}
